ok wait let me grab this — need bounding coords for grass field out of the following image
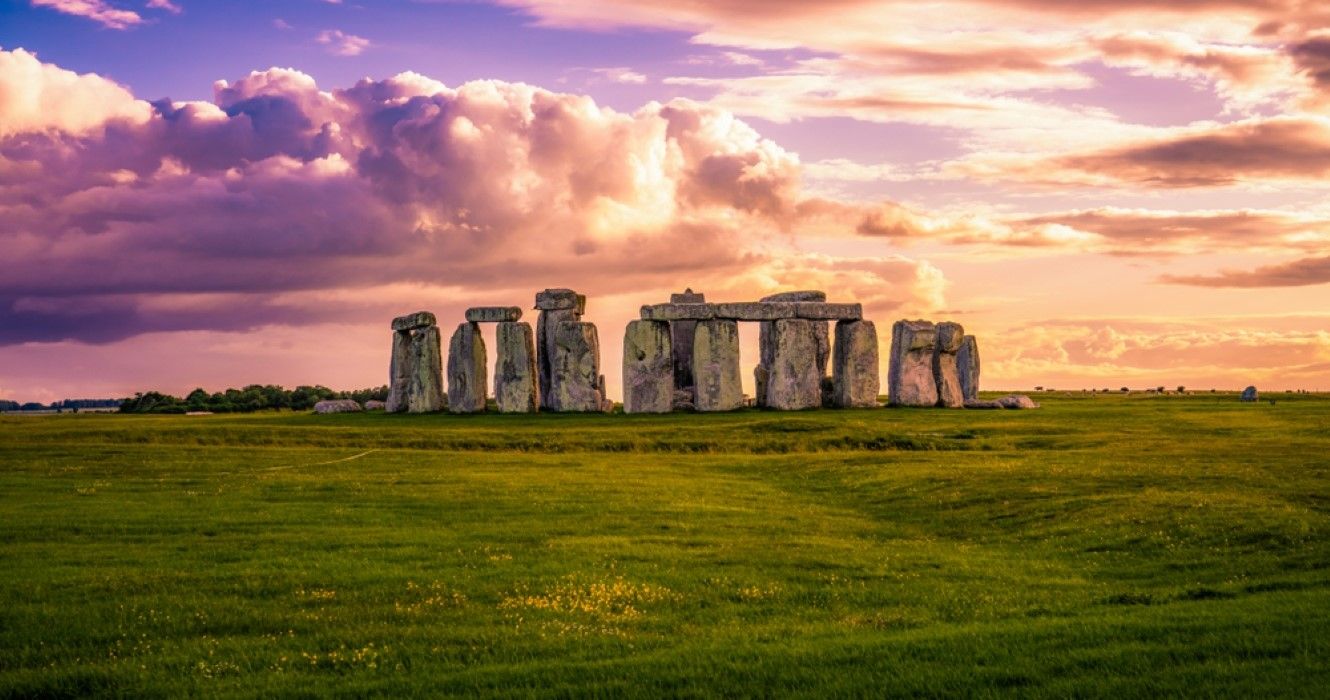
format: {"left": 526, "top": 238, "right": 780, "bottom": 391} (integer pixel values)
{"left": 2, "top": 393, "right": 1328, "bottom": 697}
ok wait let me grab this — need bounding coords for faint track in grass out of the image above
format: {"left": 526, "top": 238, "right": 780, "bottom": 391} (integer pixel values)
{"left": 261, "top": 448, "right": 380, "bottom": 472}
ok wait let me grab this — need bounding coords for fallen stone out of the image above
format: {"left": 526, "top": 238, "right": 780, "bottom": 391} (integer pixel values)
{"left": 364, "top": 400, "right": 386, "bottom": 411}
{"left": 672, "top": 389, "right": 695, "bottom": 412}
{"left": 391, "top": 311, "right": 436, "bottom": 332}
{"left": 933, "top": 321, "right": 965, "bottom": 408}
{"left": 833, "top": 320, "right": 880, "bottom": 408}
{"left": 405, "top": 325, "right": 446, "bottom": 413}
{"left": 766, "top": 319, "right": 822, "bottom": 410}
{"left": 641, "top": 303, "right": 714, "bottom": 321}
{"left": 447, "top": 322, "right": 487, "bottom": 413}
{"left": 313, "top": 399, "right": 362, "bottom": 414}
{"left": 495, "top": 321, "right": 538, "bottom": 413}
{"left": 548, "top": 321, "right": 604, "bottom": 412}
{"left": 1240, "top": 385, "right": 1259, "bottom": 402}
{"left": 957, "top": 335, "right": 980, "bottom": 401}
{"left": 465, "top": 306, "right": 522, "bottom": 323}
{"left": 623, "top": 320, "right": 673, "bottom": 414}
{"left": 888, "top": 319, "right": 938, "bottom": 407}
{"left": 795, "top": 302, "right": 862, "bottom": 320}
{"left": 693, "top": 319, "right": 743, "bottom": 412}
{"left": 964, "top": 395, "right": 1040, "bottom": 410}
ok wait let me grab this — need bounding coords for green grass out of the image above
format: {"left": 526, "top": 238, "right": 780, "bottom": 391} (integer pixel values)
{"left": 2, "top": 393, "right": 1328, "bottom": 697}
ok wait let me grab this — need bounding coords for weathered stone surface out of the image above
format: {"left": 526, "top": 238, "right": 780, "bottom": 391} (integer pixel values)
{"left": 364, "top": 400, "right": 386, "bottom": 411}
{"left": 313, "top": 399, "right": 362, "bottom": 414}
{"left": 495, "top": 321, "right": 538, "bottom": 413}
{"left": 671, "top": 288, "right": 706, "bottom": 304}
{"left": 623, "top": 320, "right": 673, "bottom": 414}
{"left": 386, "top": 330, "right": 412, "bottom": 413}
{"left": 833, "top": 320, "right": 880, "bottom": 408}
{"left": 761, "top": 290, "right": 826, "bottom": 303}
{"left": 534, "top": 288, "right": 580, "bottom": 311}
{"left": 548, "top": 321, "right": 604, "bottom": 412}
{"left": 465, "top": 306, "right": 522, "bottom": 323}
{"left": 766, "top": 319, "right": 822, "bottom": 410}
{"left": 888, "top": 320, "right": 938, "bottom": 407}
{"left": 1240, "top": 385, "right": 1259, "bottom": 402}
{"left": 641, "top": 303, "right": 714, "bottom": 321}
{"left": 405, "top": 325, "right": 446, "bottom": 413}
{"left": 795, "top": 302, "right": 862, "bottom": 320}
{"left": 965, "top": 394, "right": 1039, "bottom": 409}
{"left": 598, "top": 374, "right": 613, "bottom": 412}
{"left": 447, "top": 323, "right": 487, "bottom": 413}
{"left": 957, "top": 335, "right": 980, "bottom": 401}
{"left": 672, "top": 389, "right": 695, "bottom": 411}
{"left": 537, "top": 308, "right": 578, "bottom": 408}
{"left": 391, "top": 311, "right": 436, "bottom": 332}
{"left": 933, "top": 321, "right": 965, "bottom": 408}
{"left": 712, "top": 302, "right": 795, "bottom": 321}
{"left": 692, "top": 319, "right": 743, "bottom": 412}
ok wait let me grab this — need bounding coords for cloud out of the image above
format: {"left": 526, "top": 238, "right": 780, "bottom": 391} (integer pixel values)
{"left": 1161, "top": 256, "right": 1330, "bottom": 288}
{"left": 145, "top": 0, "right": 181, "bottom": 13}
{"left": 958, "top": 117, "right": 1330, "bottom": 188}
{"left": 316, "top": 29, "right": 370, "bottom": 56}
{"left": 0, "top": 48, "right": 150, "bottom": 136}
{"left": 29, "top": 0, "right": 143, "bottom": 29}
{"left": 0, "top": 49, "right": 950, "bottom": 345}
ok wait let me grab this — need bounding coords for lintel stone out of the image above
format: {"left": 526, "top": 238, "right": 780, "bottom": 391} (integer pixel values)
{"left": 465, "top": 306, "right": 522, "bottom": 323}
{"left": 795, "top": 302, "right": 861, "bottom": 320}
{"left": 641, "top": 303, "right": 715, "bottom": 321}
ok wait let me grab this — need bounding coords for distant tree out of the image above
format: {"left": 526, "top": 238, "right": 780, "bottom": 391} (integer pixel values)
{"left": 1035, "top": 386, "right": 1044, "bottom": 391}
{"left": 1120, "top": 387, "right": 1129, "bottom": 393}
{"left": 0, "top": 400, "right": 19, "bottom": 411}
{"left": 1177, "top": 386, "right": 1186, "bottom": 393}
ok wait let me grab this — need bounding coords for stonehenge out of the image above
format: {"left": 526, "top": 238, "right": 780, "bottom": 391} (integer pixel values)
{"left": 888, "top": 319, "right": 993, "bottom": 409}
{"left": 447, "top": 322, "right": 487, "bottom": 413}
{"left": 386, "top": 311, "right": 445, "bottom": 413}
{"left": 495, "top": 321, "right": 538, "bottom": 413}
{"left": 833, "top": 320, "right": 880, "bottom": 408}
{"left": 957, "top": 335, "right": 980, "bottom": 401}
{"left": 623, "top": 320, "right": 673, "bottom": 414}
{"left": 693, "top": 319, "right": 744, "bottom": 411}
{"left": 377, "top": 288, "right": 1005, "bottom": 416}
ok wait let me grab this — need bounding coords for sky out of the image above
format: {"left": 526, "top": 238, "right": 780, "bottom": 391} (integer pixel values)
{"left": 2, "top": 0, "right": 1329, "bottom": 402}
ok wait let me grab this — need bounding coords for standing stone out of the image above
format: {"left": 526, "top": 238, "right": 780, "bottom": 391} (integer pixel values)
{"left": 405, "top": 325, "right": 446, "bottom": 413}
{"left": 889, "top": 320, "right": 938, "bottom": 407}
{"left": 933, "top": 322, "right": 965, "bottom": 408}
{"left": 833, "top": 320, "right": 880, "bottom": 408}
{"left": 537, "top": 308, "right": 579, "bottom": 409}
{"left": 757, "top": 291, "right": 829, "bottom": 406}
{"left": 669, "top": 289, "right": 705, "bottom": 408}
{"left": 693, "top": 319, "right": 743, "bottom": 412}
{"left": 447, "top": 322, "right": 487, "bottom": 413}
{"left": 495, "top": 321, "right": 538, "bottom": 413}
{"left": 1240, "top": 386, "right": 1259, "bottom": 402}
{"left": 957, "top": 335, "right": 980, "bottom": 401}
{"left": 623, "top": 320, "right": 673, "bottom": 414}
{"left": 548, "top": 321, "right": 604, "bottom": 412}
{"left": 386, "top": 329, "right": 412, "bottom": 413}
{"left": 766, "top": 319, "right": 822, "bottom": 410}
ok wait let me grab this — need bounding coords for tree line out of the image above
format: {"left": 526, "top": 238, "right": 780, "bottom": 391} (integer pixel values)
{"left": 117, "top": 385, "right": 389, "bottom": 414}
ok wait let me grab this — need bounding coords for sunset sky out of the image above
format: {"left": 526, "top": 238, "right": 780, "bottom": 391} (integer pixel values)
{"left": 3, "top": 0, "right": 1329, "bottom": 402}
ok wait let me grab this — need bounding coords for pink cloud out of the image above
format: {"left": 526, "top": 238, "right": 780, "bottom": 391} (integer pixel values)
{"left": 316, "top": 29, "right": 370, "bottom": 57}
{"left": 0, "top": 49, "right": 945, "bottom": 348}
{"left": 29, "top": 0, "right": 143, "bottom": 29}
